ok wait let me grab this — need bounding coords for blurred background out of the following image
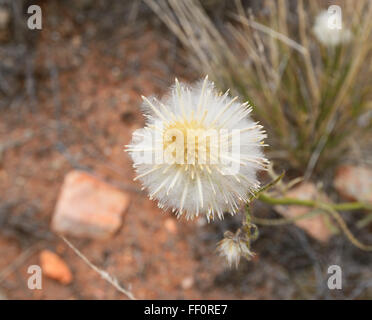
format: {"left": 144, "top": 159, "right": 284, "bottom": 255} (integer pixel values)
{"left": 0, "top": 0, "right": 371, "bottom": 299}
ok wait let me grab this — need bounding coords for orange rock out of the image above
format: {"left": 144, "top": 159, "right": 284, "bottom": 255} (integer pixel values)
{"left": 40, "top": 250, "right": 72, "bottom": 285}
{"left": 275, "top": 182, "right": 332, "bottom": 243}
{"left": 334, "top": 165, "right": 372, "bottom": 203}
{"left": 164, "top": 218, "right": 177, "bottom": 234}
{"left": 51, "top": 170, "right": 130, "bottom": 239}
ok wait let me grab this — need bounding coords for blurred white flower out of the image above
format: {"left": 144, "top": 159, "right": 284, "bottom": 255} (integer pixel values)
{"left": 126, "top": 76, "right": 268, "bottom": 220}
{"left": 217, "top": 231, "right": 255, "bottom": 268}
{"left": 313, "top": 10, "right": 352, "bottom": 46}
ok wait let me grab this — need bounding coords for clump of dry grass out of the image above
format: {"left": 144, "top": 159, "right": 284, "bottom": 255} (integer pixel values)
{"left": 146, "top": 0, "right": 372, "bottom": 176}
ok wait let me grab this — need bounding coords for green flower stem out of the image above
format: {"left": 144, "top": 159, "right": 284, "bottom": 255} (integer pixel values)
{"left": 252, "top": 209, "right": 323, "bottom": 226}
{"left": 257, "top": 193, "right": 372, "bottom": 212}
{"left": 253, "top": 193, "right": 372, "bottom": 251}
{"left": 249, "top": 172, "right": 285, "bottom": 201}
{"left": 243, "top": 173, "right": 372, "bottom": 251}
{"left": 258, "top": 193, "right": 315, "bottom": 207}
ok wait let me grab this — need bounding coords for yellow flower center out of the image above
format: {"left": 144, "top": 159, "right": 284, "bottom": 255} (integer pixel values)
{"left": 163, "top": 119, "right": 218, "bottom": 167}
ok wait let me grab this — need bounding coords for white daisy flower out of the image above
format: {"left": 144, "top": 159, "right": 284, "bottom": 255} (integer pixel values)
{"left": 126, "top": 76, "right": 268, "bottom": 220}
{"left": 217, "top": 231, "right": 255, "bottom": 268}
{"left": 313, "top": 10, "right": 352, "bottom": 46}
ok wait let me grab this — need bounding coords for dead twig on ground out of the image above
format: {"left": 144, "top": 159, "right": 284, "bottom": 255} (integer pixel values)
{"left": 60, "top": 235, "right": 136, "bottom": 300}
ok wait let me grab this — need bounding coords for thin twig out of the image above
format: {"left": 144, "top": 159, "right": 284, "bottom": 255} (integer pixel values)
{"left": 60, "top": 236, "right": 136, "bottom": 300}
{"left": 321, "top": 206, "right": 372, "bottom": 251}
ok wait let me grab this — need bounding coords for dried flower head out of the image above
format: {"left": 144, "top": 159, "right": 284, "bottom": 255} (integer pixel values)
{"left": 313, "top": 10, "right": 352, "bottom": 46}
{"left": 217, "top": 230, "right": 255, "bottom": 268}
{"left": 126, "top": 76, "right": 268, "bottom": 220}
